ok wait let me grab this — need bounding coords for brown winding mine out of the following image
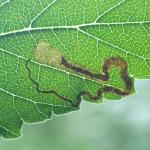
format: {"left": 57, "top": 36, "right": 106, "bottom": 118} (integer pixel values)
{"left": 60, "top": 56, "right": 132, "bottom": 107}
{"left": 26, "top": 45, "right": 133, "bottom": 108}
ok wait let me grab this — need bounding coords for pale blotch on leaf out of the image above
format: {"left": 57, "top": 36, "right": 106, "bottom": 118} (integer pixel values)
{"left": 35, "top": 41, "right": 62, "bottom": 66}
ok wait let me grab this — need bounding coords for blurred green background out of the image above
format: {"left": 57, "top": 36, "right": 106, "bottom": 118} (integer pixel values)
{"left": 0, "top": 80, "right": 150, "bottom": 150}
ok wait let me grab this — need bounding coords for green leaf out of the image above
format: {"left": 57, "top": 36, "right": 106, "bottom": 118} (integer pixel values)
{"left": 0, "top": 0, "right": 149, "bottom": 139}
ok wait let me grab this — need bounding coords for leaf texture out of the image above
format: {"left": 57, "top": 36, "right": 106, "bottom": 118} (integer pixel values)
{"left": 0, "top": 0, "right": 150, "bottom": 138}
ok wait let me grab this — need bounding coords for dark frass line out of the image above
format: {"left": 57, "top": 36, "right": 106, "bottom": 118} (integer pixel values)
{"left": 26, "top": 56, "right": 133, "bottom": 108}
{"left": 26, "top": 60, "right": 76, "bottom": 107}
{"left": 61, "top": 56, "right": 132, "bottom": 95}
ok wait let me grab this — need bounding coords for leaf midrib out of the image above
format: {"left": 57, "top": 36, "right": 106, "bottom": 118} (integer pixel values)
{"left": 0, "top": 21, "right": 150, "bottom": 61}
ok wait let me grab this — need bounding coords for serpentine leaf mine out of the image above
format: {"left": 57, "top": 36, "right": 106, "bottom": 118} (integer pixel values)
{"left": 26, "top": 45, "right": 133, "bottom": 107}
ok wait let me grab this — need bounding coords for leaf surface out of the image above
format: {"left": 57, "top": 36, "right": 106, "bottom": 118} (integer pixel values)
{"left": 0, "top": 0, "right": 150, "bottom": 138}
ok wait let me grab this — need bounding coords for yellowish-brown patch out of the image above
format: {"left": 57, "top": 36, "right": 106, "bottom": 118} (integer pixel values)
{"left": 35, "top": 41, "right": 62, "bottom": 66}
